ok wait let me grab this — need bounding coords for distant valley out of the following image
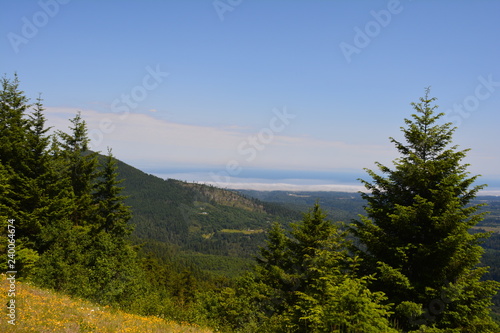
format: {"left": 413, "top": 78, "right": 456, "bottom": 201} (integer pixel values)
{"left": 113, "top": 157, "right": 500, "bottom": 278}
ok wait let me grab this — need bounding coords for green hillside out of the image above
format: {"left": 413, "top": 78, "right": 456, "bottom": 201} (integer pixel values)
{"left": 3, "top": 77, "right": 499, "bottom": 331}
{"left": 0, "top": 277, "right": 212, "bottom": 333}
{"left": 111, "top": 158, "right": 301, "bottom": 272}
{"left": 113, "top": 157, "right": 500, "bottom": 281}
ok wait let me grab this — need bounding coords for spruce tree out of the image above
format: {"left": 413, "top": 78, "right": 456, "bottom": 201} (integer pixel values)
{"left": 351, "top": 89, "right": 500, "bottom": 331}
{"left": 1, "top": 78, "right": 65, "bottom": 253}
{"left": 34, "top": 112, "right": 97, "bottom": 295}
{"left": 26, "top": 96, "right": 52, "bottom": 179}
{"left": 0, "top": 75, "right": 47, "bottom": 276}
{"left": 29, "top": 112, "right": 85, "bottom": 291}
{"left": 57, "top": 112, "right": 98, "bottom": 226}
{"left": 33, "top": 131, "right": 77, "bottom": 257}
{"left": 35, "top": 117, "right": 142, "bottom": 307}
{"left": 86, "top": 148, "right": 141, "bottom": 306}
{"left": 92, "top": 148, "right": 132, "bottom": 237}
{"left": 0, "top": 74, "right": 34, "bottom": 239}
{"left": 256, "top": 204, "right": 396, "bottom": 332}
{"left": 0, "top": 74, "right": 30, "bottom": 175}
{"left": 23, "top": 95, "right": 58, "bottom": 254}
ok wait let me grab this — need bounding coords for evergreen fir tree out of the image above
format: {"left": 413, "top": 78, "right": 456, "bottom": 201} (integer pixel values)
{"left": 351, "top": 89, "right": 500, "bottom": 331}
{"left": 1, "top": 75, "right": 144, "bottom": 310}
{"left": 257, "top": 204, "right": 396, "bottom": 332}
{"left": 36, "top": 134, "right": 76, "bottom": 254}
{"left": 23, "top": 95, "right": 58, "bottom": 254}
{"left": 92, "top": 148, "right": 132, "bottom": 237}
{"left": 33, "top": 111, "right": 96, "bottom": 295}
{"left": 0, "top": 75, "right": 47, "bottom": 275}
{"left": 26, "top": 95, "right": 52, "bottom": 179}
{"left": 85, "top": 148, "right": 142, "bottom": 306}
{"left": 36, "top": 120, "right": 142, "bottom": 307}
{"left": 57, "top": 112, "right": 98, "bottom": 226}
{"left": 1, "top": 78, "right": 68, "bottom": 256}
{"left": 0, "top": 74, "right": 30, "bottom": 175}
{"left": 0, "top": 74, "right": 34, "bottom": 240}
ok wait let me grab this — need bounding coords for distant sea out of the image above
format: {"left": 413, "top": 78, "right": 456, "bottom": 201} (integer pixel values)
{"left": 145, "top": 167, "right": 500, "bottom": 196}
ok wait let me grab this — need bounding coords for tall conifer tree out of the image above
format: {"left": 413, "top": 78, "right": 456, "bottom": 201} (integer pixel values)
{"left": 93, "top": 148, "right": 132, "bottom": 237}
{"left": 57, "top": 112, "right": 98, "bottom": 226}
{"left": 0, "top": 74, "right": 30, "bottom": 174}
{"left": 0, "top": 75, "right": 33, "bottom": 237}
{"left": 351, "top": 89, "right": 499, "bottom": 331}
{"left": 0, "top": 75, "right": 45, "bottom": 275}
{"left": 86, "top": 149, "right": 141, "bottom": 306}
{"left": 257, "top": 204, "right": 396, "bottom": 332}
{"left": 26, "top": 96, "right": 51, "bottom": 178}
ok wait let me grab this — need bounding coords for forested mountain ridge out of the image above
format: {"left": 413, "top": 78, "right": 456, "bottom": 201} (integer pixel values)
{"left": 110, "top": 157, "right": 301, "bottom": 260}
{"left": 113, "top": 156, "right": 500, "bottom": 286}
{"left": 2, "top": 76, "right": 499, "bottom": 332}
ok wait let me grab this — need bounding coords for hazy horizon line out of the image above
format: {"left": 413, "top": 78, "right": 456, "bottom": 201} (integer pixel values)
{"left": 150, "top": 172, "right": 500, "bottom": 196}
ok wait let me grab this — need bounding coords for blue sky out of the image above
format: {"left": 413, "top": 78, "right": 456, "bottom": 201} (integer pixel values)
{"left": 2, "top": 0, "right": 500, "bottom": 193}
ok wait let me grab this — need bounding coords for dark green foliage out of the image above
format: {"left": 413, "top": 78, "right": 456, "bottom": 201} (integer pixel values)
{"left": 0, "top": 75, "right": 147, "bottom": 311}
{"left": 4, "top": 75, "right": 500, "bottom": 331}
{"left": 254, "top": 204, "right": 397, "bottom": 332}
{"left": 197, "top": 273, "right": 266, "bottom": 332}
{"left": 194, "top": 205, "right": 398, "bottom": 332}
{"left": 31, "top": 125, "right": 142, "bottom": 308}
{"left": 93, "top": 149, "right": 132, "bottom": 238}
{"left": 57, "top": 112, "right": 99, "bottom": 226}
{"left": 33, "top": 224, "right": 92, "bottom": 295}
{"left": 351, "top": 89, "right": 500, "bottom": 331}
{"left": 0, "top": 74, "right": 30, "bottom": 174}
{"left": 114, "top": 159, "right": 300, "bottom": 261}
{"left": 0, "top": 75, "right": 33, "bottom": 242}
{"left": 0, "top": 76, "right": 55, "bottom": 276}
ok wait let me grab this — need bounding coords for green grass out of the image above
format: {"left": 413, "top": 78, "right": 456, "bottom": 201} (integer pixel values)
{"left": 0, "top": 276, "right": 212, "bottom": 333}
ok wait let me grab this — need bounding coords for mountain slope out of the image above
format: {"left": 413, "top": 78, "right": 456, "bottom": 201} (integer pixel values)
{"left": 0, "top": 276, "right": 212, "bottom": 333}
{"left": 112, "top": 158, "right": 300, "bottom": 261}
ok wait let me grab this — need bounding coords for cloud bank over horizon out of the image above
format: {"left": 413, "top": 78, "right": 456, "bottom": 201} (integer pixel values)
{"left": 42, "top": 106, "right": 500, "bottom": 195}
{"left": 44, "top": 106, "right": 396, "bottom": 172}
{"left": 42, "top": 106, "right": 377, "bottom": 194}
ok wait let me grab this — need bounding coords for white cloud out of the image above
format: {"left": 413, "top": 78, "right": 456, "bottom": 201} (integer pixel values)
{"left": 43, "top": 107, "right": 396, "bottom": 173}
{"left": 42, "top": 107, "right": 500, "bottom": 195}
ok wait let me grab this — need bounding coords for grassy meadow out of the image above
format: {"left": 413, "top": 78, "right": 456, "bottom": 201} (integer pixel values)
{"left": 0, "top": 276, "right": 212, "bottom": 333}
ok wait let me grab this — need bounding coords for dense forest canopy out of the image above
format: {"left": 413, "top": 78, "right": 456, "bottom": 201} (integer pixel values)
{"left": 1, "top": 75, "right": 499, "bottom": 332}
